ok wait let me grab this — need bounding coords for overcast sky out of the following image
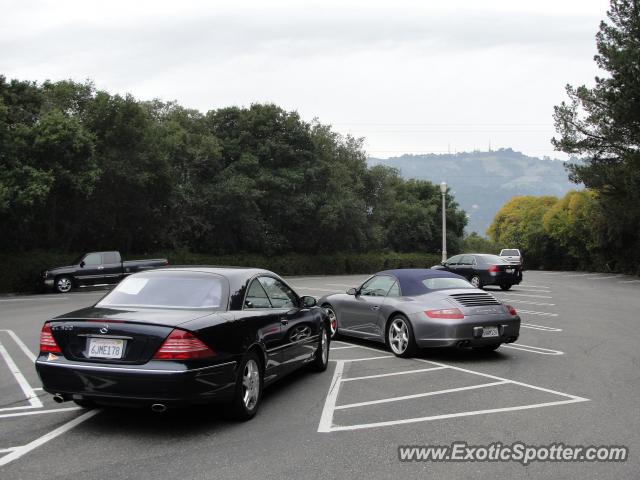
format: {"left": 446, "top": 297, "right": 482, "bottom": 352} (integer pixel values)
{"left": 1, "top": 0, "right": 610, "bottom": 159}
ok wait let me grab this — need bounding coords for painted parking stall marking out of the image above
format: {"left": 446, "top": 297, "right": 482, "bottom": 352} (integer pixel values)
{"left": 0, "top": 329, "right": 99, "bottom": 466}
{"left": 319, "top": 342, "right": 584, "bottom": 432}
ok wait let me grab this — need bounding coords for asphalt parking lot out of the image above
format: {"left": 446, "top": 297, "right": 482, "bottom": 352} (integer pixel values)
{"left": 0, "top": 271, "right": 638, "bottom": 479}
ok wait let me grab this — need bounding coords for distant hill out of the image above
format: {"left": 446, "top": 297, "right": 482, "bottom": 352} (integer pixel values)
{"left": 367, "top": 148, "right": 579, "bottom": 235}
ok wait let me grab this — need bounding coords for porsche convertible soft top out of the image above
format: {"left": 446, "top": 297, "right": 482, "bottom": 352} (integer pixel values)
{"left": 378, "top": 268, "right": 470, "bottom": 296}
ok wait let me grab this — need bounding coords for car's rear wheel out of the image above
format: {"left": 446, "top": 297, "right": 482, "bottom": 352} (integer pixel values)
{"left": 322, "top": 304, "right": 338, "bottom": 338}
{"left": 470, "top": 275, "right": 483, "bottom": 289}
{"left": 387, "top": 315, "right": 416, "bottom": 358}
{"left": 231, "top": 351, "right": 263, "bottom": 421}
{"left": 500, "top": 284, "right": 512, "bottom": 291}
{"left": 55, "top": 276, "right": 73, "bottom": 293}
{"left": 309, "top": 325, "right": 329, "bottom": 372}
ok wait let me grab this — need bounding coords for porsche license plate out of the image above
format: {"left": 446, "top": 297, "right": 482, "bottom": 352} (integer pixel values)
{"left": 87, "top": 338, "right": 124, "bottom": 359}
{"left": 482, "top": 327, "right": 499, "bottom": 338}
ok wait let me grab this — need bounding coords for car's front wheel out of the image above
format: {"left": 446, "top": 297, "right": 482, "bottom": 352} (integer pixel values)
{"left": 387, "top": 315, "right": 416, "bottom": 358}
{"left": 500, "top": 284, "right": 512, "bottom": 291}
{"left": 231, "top": 351, "right": 263, "bottom": 421}
{"left": 55, "top": 276, "right": 73, "bottom": 293}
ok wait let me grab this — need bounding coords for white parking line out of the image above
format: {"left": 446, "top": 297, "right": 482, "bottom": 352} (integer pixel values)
{"left": 1, "top": 329, "right": 37, "bottom": 362}
{"left": 331, "top": 346, "right": 359, "bottom": 350}
{"left": 329, "top": 355, "right": 393, "bottom": 362}
{"left": 0, "top": 406, "right": 82, "bottom": 419}
{"left": 587, "top": 275, "right": 621, "bottom": 280}
{"left": 341, "top": 366, "right": 447, "bottom": 382}
{"left": 619, "top": 279, "right": 640, "bottom": 284}
{"left": 318, "top": 343, "right": 587, "bottom": 432}
{"left": 517, "top": 309, "right": 558, "bottom": 317}
{"left": 0, "top": 297, "right": 69, "bottom": 303}
{"left": 499, "top": 298, "right": 555, "bottom": 306}
{"left": 0, "top": 409, "right": 99, "bottom": 466}
{"left": 502, "top": 343, "right": 564, "bottom": 355}
{"left": 335, "top": 381, "right": 508, "bottom": 410}
{"left": 521, "top": 323, "right": 563, "bottom": 332}
{"left": 0, "top": 342, "right": 42, "bottom": 409}
{"left": 494, "top": 292, "right": 552, "bottom": 299}
{"left": 513, "top": 286, "right": 551, "bottom": 292}
{"left": 563, "top": 273, "right": 601, "bottom": 277}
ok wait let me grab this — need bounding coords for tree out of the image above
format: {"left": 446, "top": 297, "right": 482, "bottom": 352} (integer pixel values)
{"left": 552, "top": 0, "right": 640, "bottom": 270}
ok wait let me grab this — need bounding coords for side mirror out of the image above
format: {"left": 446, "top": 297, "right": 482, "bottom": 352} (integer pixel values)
{"left": 80, "top": 261, "right": 85, "bottom": 268}
{"left": 300, "top": 295, "right": 317, "bottom": 308}
{"left": 346, "top": 287, "right": 357, "bottom": 296}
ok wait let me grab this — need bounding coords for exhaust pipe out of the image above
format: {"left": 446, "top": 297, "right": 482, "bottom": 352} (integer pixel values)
{"left": 150, "top": 403, "right": 167, "bottom": 413}
{"left": 53, "top": 393, "right": 66, "bottom": 404}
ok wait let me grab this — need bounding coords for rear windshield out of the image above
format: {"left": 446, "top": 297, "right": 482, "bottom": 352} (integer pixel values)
{"left": 422, "top": 277, "right": 473, "bottom": 290}
{"left": 98, "top": 271, "right": 228, "bottom": 309}
{"left": 501, "top": 249, "right": 520, "bottom": 256}
{"left": 477, "top": 255, "right": 510, "bottom": 264}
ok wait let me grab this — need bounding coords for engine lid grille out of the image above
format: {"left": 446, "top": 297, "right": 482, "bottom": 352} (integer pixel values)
{"left": 449, "top": 292, "right": 500, "bottom": 307}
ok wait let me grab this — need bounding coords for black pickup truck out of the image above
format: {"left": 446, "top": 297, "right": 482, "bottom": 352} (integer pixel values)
{"left": 40, "top": 251, "right": 169, "bottom": 293}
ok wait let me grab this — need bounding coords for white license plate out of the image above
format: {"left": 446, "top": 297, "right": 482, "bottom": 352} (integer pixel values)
{"left": 482, "top": 327, "right": 499, "bottom": 338}
{"left": 506, "top": 268, "right": 514, "bottom": 273}
{"left": 87, "top": 338, "right": 125, "bottom": 359}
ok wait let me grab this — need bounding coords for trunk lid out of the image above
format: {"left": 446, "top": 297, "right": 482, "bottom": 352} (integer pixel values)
{"left": 49, "top": 306, "right": 215, "bottom": 364}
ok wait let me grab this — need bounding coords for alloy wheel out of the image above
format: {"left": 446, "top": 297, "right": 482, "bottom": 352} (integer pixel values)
{"left": 242, "top": 359, "right": 260, "bottom": 410}
{"left": 389, "top": 318, "right": 409, "bottom": 355}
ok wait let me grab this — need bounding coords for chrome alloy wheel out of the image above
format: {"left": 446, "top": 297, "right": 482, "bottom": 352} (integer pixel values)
{"left": 56, "top": 277, "right": 72, "bottom": 293}
{"left": 470, "top": 276, "right": 481, "bottom": 288}
{"left": 388, "top": 318, "right": 409, "bottom": 355}
{"left": 242, "top": 359, "right": 260, "bottom": 410}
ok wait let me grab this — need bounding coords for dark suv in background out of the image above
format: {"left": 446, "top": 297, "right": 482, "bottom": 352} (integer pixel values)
{"left": 432, "top": 253, "right": 522, "bottom": 290}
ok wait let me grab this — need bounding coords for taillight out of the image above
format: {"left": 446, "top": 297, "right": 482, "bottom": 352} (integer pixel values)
{"left": 488, "top": 265, "right": 499, "bottom": 273}
{"left": 425, "top": 308, "right": 464, "bottom": 319}
{"left": 506, "top": 305, "right": 518, "bottom": 316}
{"left": 153, "top": 329, "right": 216, "bottom": 360}
{"left": 39, "top": 323, "right": 61, "bottom": 353}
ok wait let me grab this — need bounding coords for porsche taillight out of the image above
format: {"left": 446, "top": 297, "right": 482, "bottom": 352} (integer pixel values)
{"left": 153, "top": 329, "right": 216, "bottom": 360}
{"left": 424, "top": 308, "right": 464, "bottom": 319}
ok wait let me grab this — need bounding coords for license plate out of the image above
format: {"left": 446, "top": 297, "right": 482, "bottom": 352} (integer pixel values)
{"left": 87, "top": 338, "right": 125, "bottom": 359}
{"left": 482, "top": 327, "right": 499, "bottom": 338}
{"left": 506, "top": 268, "right": 514, "bottom": 273}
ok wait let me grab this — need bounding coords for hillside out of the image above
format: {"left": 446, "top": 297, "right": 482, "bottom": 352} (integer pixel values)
{"left": 368, "top": 149, "right": 578, "bottom": 234}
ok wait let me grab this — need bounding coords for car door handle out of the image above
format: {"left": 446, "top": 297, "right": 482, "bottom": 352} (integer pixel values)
{"left": 371, "top": 305, "right": 380, "bottom": 311}
{"left": 280, "top": 318, "right": 289, "bottom": 325}
{"left": 97, "top": 266, "right": 104, "bottom": 270}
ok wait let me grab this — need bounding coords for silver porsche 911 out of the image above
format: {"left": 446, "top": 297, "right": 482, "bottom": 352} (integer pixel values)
{"left": 318, "top": 269, "right": 520, "bottom": 357}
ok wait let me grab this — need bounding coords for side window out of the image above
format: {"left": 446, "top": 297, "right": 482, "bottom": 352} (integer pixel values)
{"left": 102, "top": 252, "right": 119, "bottom": 264}
{"left": 83, "top": 253, "right": 102, "bottom": 266}
{"left": 387, "top": 281, "right": 401, "bottom": 297}
{"left": 360, "top": 276, "right": 396, "bottom": 297}
{"left": 258, "top": 277, "right": 298, "bottom": 309}
{"left": 244, "top": 280, "right": 272, "bottom": 309}
{"left": 446, "top": 255, "right": 461, "bottom": 266}
{"left": 460, "top": 255, "right": 473, "bottom": 265}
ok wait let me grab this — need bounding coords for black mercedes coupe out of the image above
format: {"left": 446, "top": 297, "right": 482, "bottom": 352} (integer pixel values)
{"left": 35, "top": 267, "right": 331, "bottom": 420}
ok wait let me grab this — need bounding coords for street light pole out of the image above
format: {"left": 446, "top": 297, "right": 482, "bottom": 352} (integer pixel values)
{"left": 440, "top": 181, "right": 447, "bottom": 263}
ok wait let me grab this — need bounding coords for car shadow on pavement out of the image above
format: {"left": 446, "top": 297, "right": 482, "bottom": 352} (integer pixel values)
{"left": 332, "top": 335, "right": 512, "bottom": 365}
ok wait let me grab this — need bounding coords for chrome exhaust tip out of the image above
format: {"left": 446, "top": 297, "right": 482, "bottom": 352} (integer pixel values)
{"left": 53, "top": 393, "right": 66, "bottom": 404}
{"left": 150, "top": 403, "right": 167, "bottom": 413}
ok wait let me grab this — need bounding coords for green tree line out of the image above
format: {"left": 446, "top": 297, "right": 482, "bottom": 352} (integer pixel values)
{"left": 0, "top": 77, "right": 466, "bottom": 259}
{"left": 489, "top": 0, "right": 640, "bottom": 275}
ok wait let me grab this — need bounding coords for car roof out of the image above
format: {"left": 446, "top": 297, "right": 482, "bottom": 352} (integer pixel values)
{"left": 157, "top": 266, "right": 274, "bottom": 279}
{"left": 377, "top": 268, "right": 467, "bottom": 296}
